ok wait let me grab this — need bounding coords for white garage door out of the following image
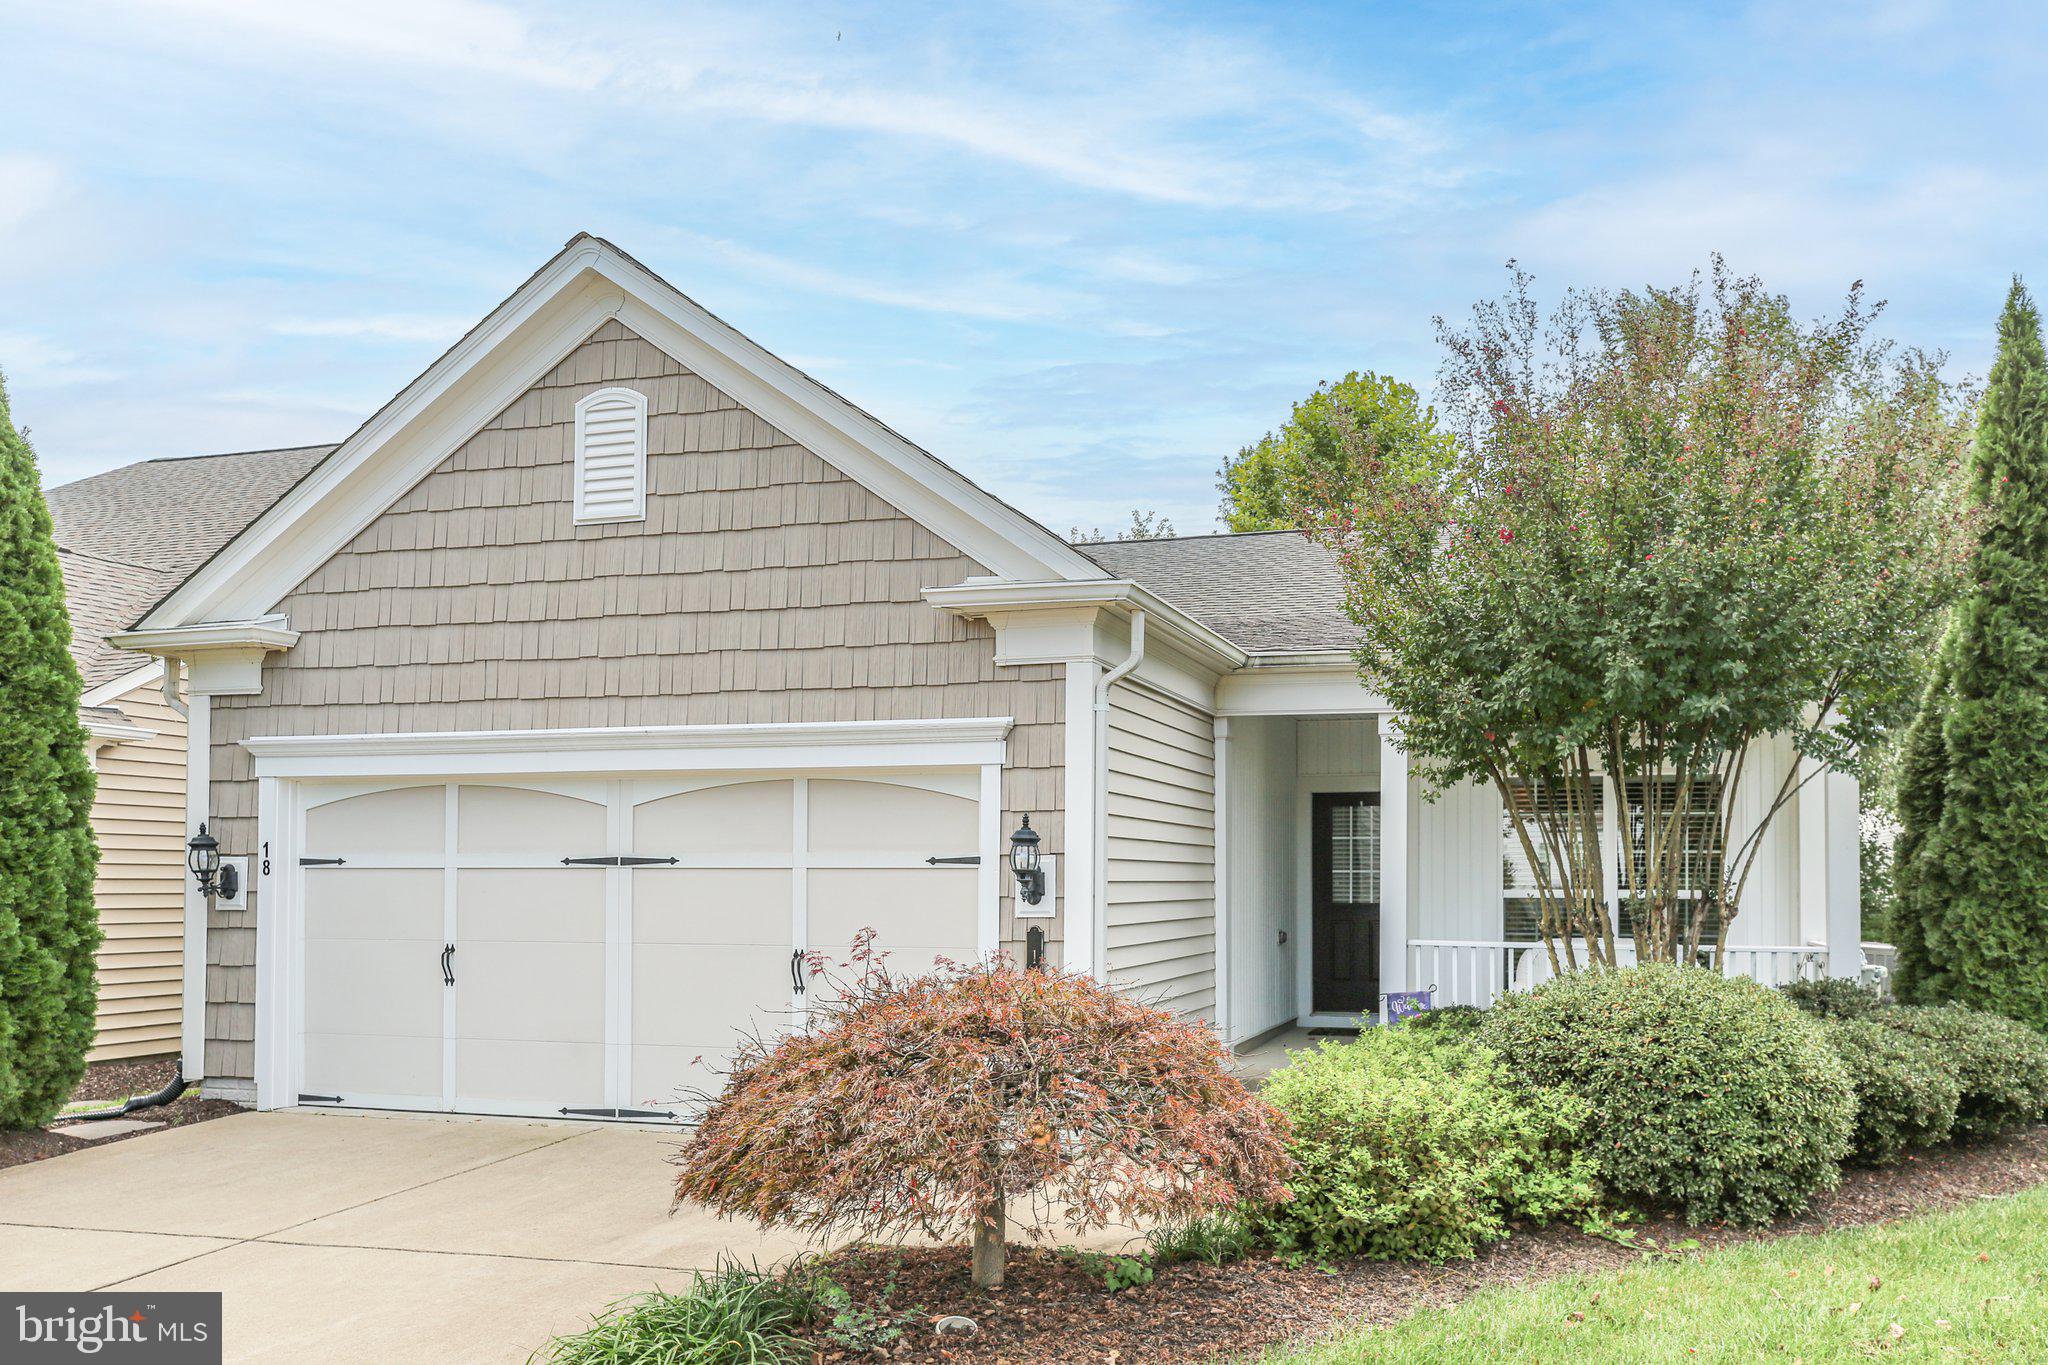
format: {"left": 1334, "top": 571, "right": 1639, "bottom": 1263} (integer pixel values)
{"left": 294, "top": 771, "right": 985, "bottom": 1121}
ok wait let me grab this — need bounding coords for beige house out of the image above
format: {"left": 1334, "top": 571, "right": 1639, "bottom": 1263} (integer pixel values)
{"left": 105, "top": 235, "right": 1865, "bottom": 1116}
{"left": 51, "top": 447, "right": 329, "bottom": 1061}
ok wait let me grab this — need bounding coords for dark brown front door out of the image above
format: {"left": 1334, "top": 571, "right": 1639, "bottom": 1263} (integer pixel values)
{"left": 1312, "top": 792, "right": 1381, "bottom": 1015}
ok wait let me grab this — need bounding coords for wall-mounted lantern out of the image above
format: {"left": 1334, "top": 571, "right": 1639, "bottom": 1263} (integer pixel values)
{"left": 187, "top": 823, "right": 238, "bottom": 902}
{"left": 1008, "top": 815, "right": 1045, "bottom": 906}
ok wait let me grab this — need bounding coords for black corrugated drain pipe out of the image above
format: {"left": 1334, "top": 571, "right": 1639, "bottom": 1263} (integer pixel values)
{"left": 62, "top": 1066, "right": 189, "bottom": 1122}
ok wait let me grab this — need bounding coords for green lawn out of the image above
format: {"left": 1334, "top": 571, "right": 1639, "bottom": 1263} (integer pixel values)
{"left": 1256, "top": 1187, "right": 2048, "bottom": 1363}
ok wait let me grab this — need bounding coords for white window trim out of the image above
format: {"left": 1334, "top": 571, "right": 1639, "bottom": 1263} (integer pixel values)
{"left": 572, "top": 385, "right": 648, "bottom": 525}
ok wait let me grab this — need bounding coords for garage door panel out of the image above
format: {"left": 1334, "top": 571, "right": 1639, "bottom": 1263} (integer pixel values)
{"left": 458, "top": 785, "right": 606, "bottom": 856}
{"left": 633, "top": 780, "right": 792, "bottom": 856}
{"left": 807, "top": 868, "right": 979, "bottom": 961}
{"left": 632, "top": 869, "right": 790, "bottom": 946}
{"left": 633, "top": 943, "right": 791, "bottom": 1046}
{"left": 456, "top": 1040, "right": 604, "bottom": 1109}
{"left": 305, "top": 785, "right": 445, "bottom": 856}
{"left": 455, "top": 942, "right": 605, "bottom": 1042}
{"left": 304, "top": 869, "right": 441, "bottom": 941}
{"left": 808, "top": 779, "right": 976, "bottom": 853}
{"left": 304, "top": 941, "right": 443, "bottom": 1037}
{"left": 303, "top": 1031, "right": 441, "bottom": 1101}
{"left": 631, "top": 1046, "right": 726, "bottom": 1113}
{"left": 456, "top": 869, "right": 605, "bottom": 943}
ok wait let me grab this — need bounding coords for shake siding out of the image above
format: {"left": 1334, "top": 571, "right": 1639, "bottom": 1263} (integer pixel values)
{"left": 202, "top": 320, "right": 1065, "bottom": 1084}
{"left": 88, "top": 676, "right": 189, "bottom": 1061}
{"left": 1104, "top": 680, "right": 1216, "bottom": 1020}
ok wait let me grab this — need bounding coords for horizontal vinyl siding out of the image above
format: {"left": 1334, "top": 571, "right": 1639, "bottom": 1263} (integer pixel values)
{"left": 1105, "top": 681, "right": 1216, "bottom": 1020}
{"left": 204, "top": 321, "right": 1065, "bottom": 1083}
{"left": 88, "top": 677, "right": 188, "bottom": 1062}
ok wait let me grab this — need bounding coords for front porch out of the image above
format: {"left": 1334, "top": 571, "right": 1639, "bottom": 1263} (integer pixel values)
{"left": 1214, "top": 703, "right": 1863, "bottom": 1048}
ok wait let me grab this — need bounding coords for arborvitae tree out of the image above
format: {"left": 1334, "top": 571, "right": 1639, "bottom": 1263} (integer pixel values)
{"left": 1905, "top": 282, "right": 2048, "bottom": 1025}
{"left": 0, "top": 372, "right": 99, "bottom": 1129}
{"left": 1889, "top": 645, "right": 1952, "bottom": 998}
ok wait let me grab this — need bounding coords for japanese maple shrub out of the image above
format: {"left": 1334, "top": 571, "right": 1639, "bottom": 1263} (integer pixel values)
{"left": 672, "top": 944, "right": 1291, "bottom": 1289}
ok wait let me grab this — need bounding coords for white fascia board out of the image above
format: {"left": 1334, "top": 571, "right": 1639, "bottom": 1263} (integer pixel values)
{"left": 140, "top": 236, "right": 1100, "bottom": 628}
{"left": 109, "top": 618, "right": 300, "bottom": 655}
{"left": 245, "top": 716, "right": 1014, "bottom": 780}
{"left": 1215, "top": 663, "right": 1391, "bottom": 716}
{"left": 80, "top": 657, "right": 165, "bottom": 709}
{"left": 924, "top": 579, "right": 1247, "bottom": 673}
{"left": 82, "top": 714, "right": 157, "bottom": 745}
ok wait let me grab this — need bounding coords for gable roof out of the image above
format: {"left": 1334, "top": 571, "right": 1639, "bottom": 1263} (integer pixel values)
{"left": 48, "top": 445, "right": 332, "bottom": 687}
{"left": 1074, "top": 530, "right": 1358, "bottom": 653}
{"left": 135, "top": 234, "right": 1105, "bottom": 630}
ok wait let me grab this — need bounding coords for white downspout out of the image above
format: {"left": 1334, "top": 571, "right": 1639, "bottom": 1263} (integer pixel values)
{"left": 1093, "top": 609, "right": 1145, "bottom": 981}
{"left": 161, "top": 657, "right": 188, "bottom": 718}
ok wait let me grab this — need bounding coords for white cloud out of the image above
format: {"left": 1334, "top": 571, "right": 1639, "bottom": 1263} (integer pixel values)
{"left": 0, "top": 331, "right": 119, "bottom": 388}
{"left": 674, "top": 232, "right": 1085, "bottom": 324}
{"left": 270, "top": 315, "right": 473, "bottom": 343}
{"left": 0, "top": 155, "right": 67, "bottom": 234}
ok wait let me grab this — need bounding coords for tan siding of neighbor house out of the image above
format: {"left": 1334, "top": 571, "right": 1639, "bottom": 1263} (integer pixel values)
{"left": 201, "top": 320, "right": 1066, "bottom": 1084}
{"left": 88, "top": 675, "right": 189, "bottom": 1062}
{"left": 1104, "top": 679, "right": 1216, "bottom": 1020}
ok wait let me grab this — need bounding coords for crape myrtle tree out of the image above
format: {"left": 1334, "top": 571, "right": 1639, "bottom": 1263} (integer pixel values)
{"left": 672, "top": 935, "right": 1290, "bottom": 1290}
{"left": 1893, "top": 282, "right": 2048, "bottom": 1025}
{"left": 0, "top": 372, "right": 100, "bottom": 1129}
{"left": 1300, "top": 262, "right": 1977, "bottom": 973}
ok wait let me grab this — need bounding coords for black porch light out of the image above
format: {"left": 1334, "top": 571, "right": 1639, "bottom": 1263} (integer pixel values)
{"left": 187, "top": 823, "right": 222, "bottom": 898}
{"left": 1009, "top": 815, "right": 1045, "bottom": 906}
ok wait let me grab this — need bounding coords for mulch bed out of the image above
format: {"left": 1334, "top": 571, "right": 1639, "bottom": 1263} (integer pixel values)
{"left": 0, "top": 1057, "right": 242, "bottom": 1173}
{"left": 803, "top": 1124, "right": 2048, "bottom": 1363}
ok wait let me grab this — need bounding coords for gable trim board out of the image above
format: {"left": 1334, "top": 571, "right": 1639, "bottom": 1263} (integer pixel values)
{"left": 135, "top": 236, "right": 1104, "bottom": 633}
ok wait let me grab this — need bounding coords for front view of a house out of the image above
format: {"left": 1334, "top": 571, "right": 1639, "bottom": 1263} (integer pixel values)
{"left": 112, "top": 235, "right": 1865, "bottom": 1119}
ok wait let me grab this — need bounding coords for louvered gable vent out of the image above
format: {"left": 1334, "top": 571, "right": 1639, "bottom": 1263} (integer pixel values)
{"left": 573, "top": 386, "right": 648, "bottom": 524}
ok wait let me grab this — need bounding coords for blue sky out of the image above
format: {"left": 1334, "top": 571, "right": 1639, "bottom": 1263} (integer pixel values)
{"left": 5, "top": 1, "right": 2043, "bottom": 533}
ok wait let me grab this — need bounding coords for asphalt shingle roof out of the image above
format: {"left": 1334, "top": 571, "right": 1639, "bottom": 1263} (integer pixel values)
{"left": 46, "top": 444, "right": 334, "bottom": 688}
{"left": 1073, "top": 530, "right": 1358, "bottom": 653}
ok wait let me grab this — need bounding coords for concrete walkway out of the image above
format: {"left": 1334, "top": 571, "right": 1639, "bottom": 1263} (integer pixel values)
{"left": 0, "top": 1108, "right": 1136, "bottom": 1362}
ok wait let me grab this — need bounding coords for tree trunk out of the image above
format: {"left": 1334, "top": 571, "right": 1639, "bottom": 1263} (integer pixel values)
{"left": 971, "top": 1196, "right": 1006, "bottom": 1289}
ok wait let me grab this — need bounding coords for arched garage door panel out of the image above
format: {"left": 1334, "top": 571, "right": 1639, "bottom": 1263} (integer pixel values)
{"left": 455, "top": 867, "right": 606, "bottom": 1111}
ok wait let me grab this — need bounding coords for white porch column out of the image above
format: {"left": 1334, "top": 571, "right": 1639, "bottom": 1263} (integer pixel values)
{"left": 1062, "top": 657, "right": 1102, "bottom": 978}
{"left": 1213, "top": 716, "right": 1232, "bottom": 1045}
{"left": 180, "top": 690, "right": 210, "bottom": 1081}
{"left": 1377, "top": 714, "right": 1410, "bottom": 1001}
{"left": 1796, "top": 759, "right": 1864, "bottom": 979}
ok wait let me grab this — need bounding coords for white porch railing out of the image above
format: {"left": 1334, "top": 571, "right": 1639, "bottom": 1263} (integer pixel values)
{"left": 1406, "top": 939, "right": 1830, "bottom": 1010}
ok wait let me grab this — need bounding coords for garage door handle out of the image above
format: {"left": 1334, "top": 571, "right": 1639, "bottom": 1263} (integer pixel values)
{"left": 441, "top": 944, "right": 455, "bottom": 986}
{"left": 790, "top": 949, "right": 806, "bottom": 995}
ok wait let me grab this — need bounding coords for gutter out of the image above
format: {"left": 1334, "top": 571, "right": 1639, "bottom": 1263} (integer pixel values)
{"left": 1092, "top": 610, "right": 1145, "bottom": 980}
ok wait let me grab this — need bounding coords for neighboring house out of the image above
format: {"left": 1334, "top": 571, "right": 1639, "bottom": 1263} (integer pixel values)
{"left": 106, "top": 235, "right": 1863, "bottom": 1116}
{"left": 49, "top": 447, "right": 331, "bottom": 1061}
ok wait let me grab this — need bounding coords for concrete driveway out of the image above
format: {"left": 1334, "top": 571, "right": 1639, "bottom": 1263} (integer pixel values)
{"left": 0, "top": 1109, "right": 820, "bottom": 1362}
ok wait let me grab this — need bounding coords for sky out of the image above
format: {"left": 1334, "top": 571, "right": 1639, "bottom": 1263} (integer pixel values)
{"left": 4, "top": 0, "right": 2045, "bottom": 535}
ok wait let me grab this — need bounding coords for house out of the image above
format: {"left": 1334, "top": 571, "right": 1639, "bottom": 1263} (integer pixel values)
{"left": 106, "top": 235, "right": 1863, "bottom": 1116}
{"left": 48, "top": 446, "right": 331, "bottom": 1062}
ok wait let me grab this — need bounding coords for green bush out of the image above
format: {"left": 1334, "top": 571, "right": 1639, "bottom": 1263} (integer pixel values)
{"left": 1878, "top": 1005, "right": 2048, "bottom": 1139}
{"left": 530, "top": 1261, "right": 815, "bottom": 1364}
{"left": 1819, "top": 1018, "right": 1961, "bottom": 1165}
{"left": 1779, "top": 977, "right": 1888, "bottom": 1020}
{"left": 1400, "top": 1004, "right": 1486, "bottom": 1037}
{"left": 1257, "top": 1029, "right": 1597, "bottom": 1262}
{"left": 1480, "top": 965, "right": 1855, "bottom": 1226}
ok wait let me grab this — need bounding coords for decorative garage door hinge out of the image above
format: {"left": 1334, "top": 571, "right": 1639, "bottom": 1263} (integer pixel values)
{"left": 299, "top": 856, "right": 346, "bottom": 867}
{"left": 558, "top": 1106, "right": 679, "bottom": 1120}
{"left": 559, "top": 855, "right": 681, "bottom": 866}
{"left": 298, "top": 1093, "right": 344, "bottom": 1105}
{"left": 925, "top": 854, "right": 980, "bottom": 865}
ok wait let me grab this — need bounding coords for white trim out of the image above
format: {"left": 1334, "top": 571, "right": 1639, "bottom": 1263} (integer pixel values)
{"left": 180, "top": 695, "right": 211, "bottom": 1080}
{"left": 1293, "top": 771, "right": 1381, "bottom": 1026}
{"left": 137, "top": 236, "right": 1101, "bottom": 630}
{"left": 572, "top": 386, "right": 648, "bottom": 524}
{"left": 1216, "top": 665, "right": 1389, "bottom": 717}
{"left": 80, "top": 657, "right": 165, "bottom": 709}
{"left": 978, "top": 763, "right": 1003, "bottom": 956}
{"left": 925, "top": 578, "right": 1244, "bottom": 673}
{"left": 1062, "top": 659, "right": 1100, "bottom": 976}
{"left": 107, "top": 618, "right": 299, "bottom": 697}
{"left": 82, "top": 713, "right": 156, "bottom": 747}
{"left": 1377, "top": 718, "right": 1410, "bottom": 1000}
{"left": 244, "top": 718, "right": 1013, "bottom": 779}
{"left": 1214, "top": 715, "right": 1233, "bottom": 1047}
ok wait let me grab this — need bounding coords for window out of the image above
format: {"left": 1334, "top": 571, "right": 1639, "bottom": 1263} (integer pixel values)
{"left": 1499, "top": 773, "right": 1725, "bottom": 946}
{"left": 1328, "top": 799, "right": 1381, "bottom": 903}
{"left": 573, "top": 387, "right": 648, "bottom": 524}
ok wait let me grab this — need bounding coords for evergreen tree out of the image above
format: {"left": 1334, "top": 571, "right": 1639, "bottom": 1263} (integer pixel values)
{"left": 1889, "top": 645, "right": 1952, "bottom": 998}
{"left": 1906, "top": 282, "right": 2048, "bottom": 1025}
{"left": 0, "top": 372, "right": 99, "bottom": 1129}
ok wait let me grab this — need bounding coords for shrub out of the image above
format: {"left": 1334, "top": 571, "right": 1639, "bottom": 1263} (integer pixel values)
{"left": 1780, "top": 977, "right": 1888, "bottom": 1020}
{"left": 1400, "top": 1004, "right": 1486, "bottom": 1037}
{"left": 1480, "top": 965, "right": 1855, "bottom": 1226}
{"left": 672, "top": 938, "right": 1291, "bottom": 1289}
{"left": 1146, "top": 1209, "right": 1261, "bottom": 1267}
{"left": 1878, "top": 1005, "right": 2048, "bottom": 1139}
{"left": 1819, "top": 1018, "right": 1960, "bottom": 1164}
{"left": 530, "top": 1262, "right": 814, "bottom": 1365}
{"left": 1257, "top": 1029, "right": 1598, "bottom": 1262}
